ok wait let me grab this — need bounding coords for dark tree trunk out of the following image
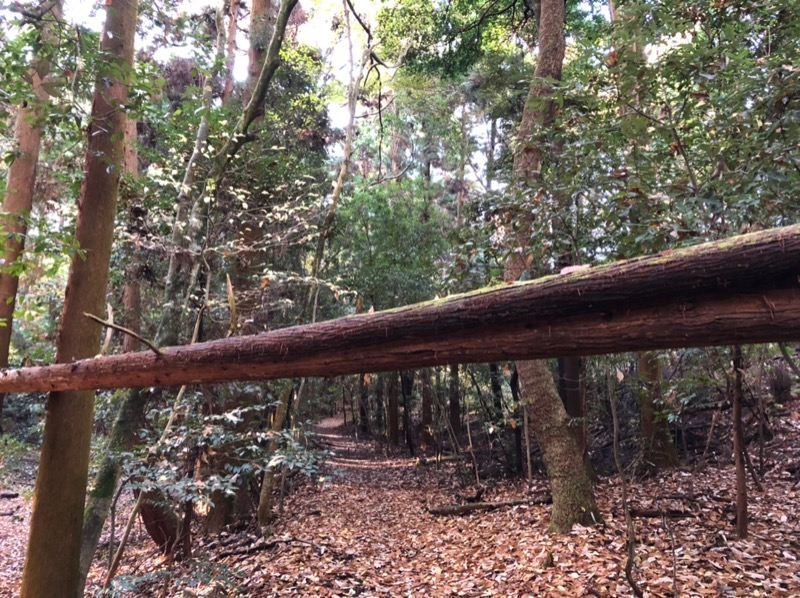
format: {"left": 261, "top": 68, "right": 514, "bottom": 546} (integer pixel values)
{"left": 510, "top": 368, "right": 524, "bottom": 474}
{"left": 489, "top": 363, "right": 504, "bottom": 416}
{"left": 387, "top": 372, "right": 399, "bottom": 446}
{"left": 401, "top": 370, "right": 415, "bottom": 455}
{"left": 420, "top": 368, "right": 434, "bottom": 447}
{"left": 732, "top": 346, "right": 748, "bottom": 538}
{"left": 449, "top": 364, "right": 462, "bottom": 436}
{"left": 638, "top": 352, "right": 679, "bottom": 470}
{"left": 375, "top": 373, "right": 384, "bottom": 429}
{"left": 358, "top": 373, "right": 369, "bottom": 434}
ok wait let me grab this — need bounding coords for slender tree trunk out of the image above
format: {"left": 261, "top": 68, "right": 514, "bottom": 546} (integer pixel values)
{"left": 374, "top": 373, "right": 384, "bottom": 430}
{"left": 20, "top": 1, "right": 137, "bottom": 596}
{"left": 401, "top": 370, "right": 415, "bottom": 455}
{"left": 257, "top": 383, "right": 291, "bottom": 528}
{"left": 638, "top": 352, "right": 678, "bottom": 470}
{"left": 489, "top": 363, "right": 504, "bottom": 416}
{"left": 387, "top": 371, "right": 399, "bottom": 446}
{"left": 305, "top": 24, "right": 369, "bottom": 315}
{"left": 78, "top": 117, "right": 143, "bottom": 592}
{"left": 449, "top": 364, "right": 462, "bottom": 436}
{"left": 0, "top": 1, "right": 62, "bottom": 433}
{"left": 358, "top": 373, "right": 369, "bottom": 434}
{"left": 420, "top": 368, "right": 434, "bottom": 447}
{"left": 732, "top": 346, "right": 748, "bottom": 538}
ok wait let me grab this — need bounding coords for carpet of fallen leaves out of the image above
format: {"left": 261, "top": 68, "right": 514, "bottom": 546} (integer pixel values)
{"left": 3, "top": 414, "right": 800, "bottom": 597}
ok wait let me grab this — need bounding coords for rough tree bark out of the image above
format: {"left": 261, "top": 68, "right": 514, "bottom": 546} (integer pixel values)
{"left": 245, "top": 0, "right": 277, "bottom": 106}
{"left": 518, "top": 360, "right": 601, "bottom": 531}
{"left": 0, "top": 0, "right": 62, "bottom": 433}
{"left": 20, "top": 1, "right": 138, "bottom": 595}
{"left": 0, "top": 225, "right": 798, "bottom": 394}
{"left": 510, "top": 0, "right": 600, "bottom": 532}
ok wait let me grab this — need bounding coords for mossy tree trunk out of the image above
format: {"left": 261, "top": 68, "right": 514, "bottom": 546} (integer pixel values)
{"left": 20, "top": 1, "right": 138, "bottom": 595}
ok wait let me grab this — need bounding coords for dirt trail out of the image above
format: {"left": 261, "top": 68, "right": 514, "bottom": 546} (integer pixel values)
{"left": 234, "top": 417, "right": 563, "bottom": 596}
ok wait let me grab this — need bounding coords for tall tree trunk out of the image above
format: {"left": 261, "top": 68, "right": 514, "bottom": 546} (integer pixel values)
{"left": 489, "top": 363, "right": 504, "bottom": 417}
{"left": 20, "top": 1, "right": 138, "bottom": 596}
{"left": 78, "top": 116, "right": 144, "bottom": 591}
{"left": 78, "top": 0, "right": 298, "bottom": 575}
{"left": 374, "top": 373, "right": 384, "bottom": 430}
{"left": 449, "top": 364, "right": 462, "bottom": 436}
{"left": 0, "top": 1, "right": 62, "bottom": 433}
{"left": 305, "top": 24, "right": 369, "bottom": 317}
{"left": 510, "top": 0, "right": 600, "bottom": 532}
{"left": 638, "top": 352, "right": 678, "bottom": 470}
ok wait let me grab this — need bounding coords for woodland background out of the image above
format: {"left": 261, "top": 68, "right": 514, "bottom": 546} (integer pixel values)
{"left": 0, "top": 0, "right": 799, "bottom": 595}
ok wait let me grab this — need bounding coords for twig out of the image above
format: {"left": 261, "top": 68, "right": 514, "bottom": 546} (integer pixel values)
{"left": 83, "top": 312, "right": 162, "bottom": 357}
{"left": 99, "top": 303, "right": 113, "bottom": 356}
{"left": 427, "top": 496, "right": 552, "bottom": 516}
{"left": 663, "top": 512, "right": 680, "bottom": 598}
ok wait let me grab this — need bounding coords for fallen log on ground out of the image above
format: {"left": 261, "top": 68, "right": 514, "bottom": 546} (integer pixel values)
{"left": 427, "top": 496, "right": 553, "bottom": 516}
{"left": 0, "top": 225, "right": 798, "bottom": 394}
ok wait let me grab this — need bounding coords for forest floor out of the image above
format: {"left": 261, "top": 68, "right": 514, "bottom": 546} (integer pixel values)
{"left": 2, "top": 413, "right": 800, "bottom": 597}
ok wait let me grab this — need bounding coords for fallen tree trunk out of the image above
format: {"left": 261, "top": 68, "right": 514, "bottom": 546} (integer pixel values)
{"left": 0, "top": 226, "right": 798, "bottom": 394}
{"left": 427, "top": 496, "right": 553, "bottom": 516}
